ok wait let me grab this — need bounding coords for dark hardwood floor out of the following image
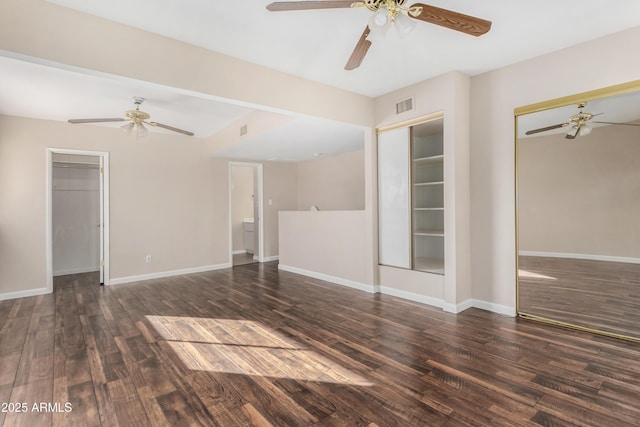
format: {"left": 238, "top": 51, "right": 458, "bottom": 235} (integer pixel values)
{"left": 518, "top": 256, "right": 640, "bottom": 340}
{"left": 1, "top": 262, "right": 640, "bottom": 426}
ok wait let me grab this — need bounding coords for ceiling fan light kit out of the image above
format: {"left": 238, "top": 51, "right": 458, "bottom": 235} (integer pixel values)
{"left": 266, "top": 0, "right": 492, "bottom": 70}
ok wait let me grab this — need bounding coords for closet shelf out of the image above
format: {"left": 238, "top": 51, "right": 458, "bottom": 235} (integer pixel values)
{"left": 413, "top": 154, "right": 444, "bottom": 164}
{"left": 414, "top": 257, "right": 445, "bottom": 275}
{"left": 414, "top": 207, "right": 444, "bottom": 211}
{"left": 414, "top": 181, "right": 444, "bottom": 187}
{"left": 414, "top": 230, "right": 445, "bottom": 237}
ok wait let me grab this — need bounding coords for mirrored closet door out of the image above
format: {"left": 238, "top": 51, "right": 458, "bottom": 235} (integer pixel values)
{"left": 515, "top": 81, "right": 640, "bottom": 341}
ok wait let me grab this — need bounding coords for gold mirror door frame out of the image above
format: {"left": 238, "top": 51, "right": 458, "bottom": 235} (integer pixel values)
{"left": 515, "top": 79, "right": 640, "bottom": 342}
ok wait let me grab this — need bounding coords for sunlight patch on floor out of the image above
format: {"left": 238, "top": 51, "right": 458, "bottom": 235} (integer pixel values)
{"left": 518, "top": 269, "right": 557, "bottom": 280}
{"left": 145, "top": 316, "right": 373, "bottom": 386}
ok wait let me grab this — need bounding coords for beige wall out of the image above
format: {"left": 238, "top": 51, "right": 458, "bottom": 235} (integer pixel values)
{"left": 0, "top": 115, "right": 229, "bottom": 295}
{"left": 296, "top": 150, "right": 365, "bottom": 211}
{"left": 230, "top": 166, "right": 254, "bottom": 252}
{"left": 470, "top": 26, "right": 640, "bottom": 309}
{"left": 263, "top": 162, "right": 298, "bottom": 258}
{"left": 518, "top": 123, "right": 640, "bottom": 258}
{"left": 279, "top": 211, "right": 369, "bottom": 286}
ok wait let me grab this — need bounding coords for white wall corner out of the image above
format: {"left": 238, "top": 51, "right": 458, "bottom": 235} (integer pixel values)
{"left": 109, "top": 262, "right": 232, "bottom": 286}
{"left": 278, "top": 264, "right": 375, "bottom": 294}
{"left": 471, "top": 299, "right": 516, "bottom": 317}
{"left": 443, "top": 299, "right": 473, "bottom": 314}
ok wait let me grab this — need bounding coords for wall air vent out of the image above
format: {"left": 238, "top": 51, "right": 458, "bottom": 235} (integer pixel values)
{"left": 395, "top": 97, "right": 414, "bottom": 115}
{"left": 240, "top": 124, "right": 248, "bottom": 136}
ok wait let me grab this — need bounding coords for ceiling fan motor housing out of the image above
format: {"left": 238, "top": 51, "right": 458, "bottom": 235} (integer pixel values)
{"left": 124, "top": 109, "right": 150, "bottom": 125}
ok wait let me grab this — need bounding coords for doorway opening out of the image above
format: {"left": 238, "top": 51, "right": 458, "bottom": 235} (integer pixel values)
{"left": 229, "top": 162, "right": 264, "bottom": 267}
{"left": 47, "top": 148, "right": 109, "bottom": 291}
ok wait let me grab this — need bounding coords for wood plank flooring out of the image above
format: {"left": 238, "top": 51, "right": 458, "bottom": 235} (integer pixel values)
{"left": 518, "top": 256, "right": 640, "bottom": 340}
{"left": 1, "top": 262, "right": 639, "bottom": 426}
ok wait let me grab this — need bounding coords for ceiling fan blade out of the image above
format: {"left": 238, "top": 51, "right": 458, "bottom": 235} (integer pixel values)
{"left": 565, "top": 127, "right": 579, "bottom": 140}
{"left": 592, "top": 121, "right": 640, "bottom": 127}
{"left": 68, "top": 118, "right": 126, "bottom": 124}
{"left": 344, "top": 26, "right": 372, "bottom": 71}
{"left": 148, "top": 121, "right": 194, "bottom": 136}
{"left": 266, "top": 1, "right": 354, "bottom": 11}
{"left": 409, "top": 3, "right": 491, "bottom": 36}
{"left": 525, "top": 123, "right": 569, "bottom": 136}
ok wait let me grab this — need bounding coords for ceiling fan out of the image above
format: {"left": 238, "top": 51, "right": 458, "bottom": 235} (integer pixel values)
{"left": 266, "top": 0, "right": 492, "bottom": 70}
{"left": 68, "top": 97, "right": 194, "bottom": 137}
{"left": 525, "top": 102, "right": 640, "bottom": 140}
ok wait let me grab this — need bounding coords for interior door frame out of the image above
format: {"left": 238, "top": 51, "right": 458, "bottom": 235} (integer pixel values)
{"left": 228, "top": 161, "right": 264, "bottom": 264}
{"left": 46, "top": 148, "right": 110, "bottom": 291}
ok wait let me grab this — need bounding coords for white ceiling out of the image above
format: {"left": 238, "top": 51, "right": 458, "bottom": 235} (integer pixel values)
{"left": 45, "top": 0, "right": 640, "bottom": 97}
{"left": 0, "top": 55, "right": 254, "bottom": 138}
{"left": 2, "top": 1, "right": 640, "bottom": 161}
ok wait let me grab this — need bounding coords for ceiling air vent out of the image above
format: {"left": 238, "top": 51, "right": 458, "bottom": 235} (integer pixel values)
{"left": 240, "top": 124, "right": 248, "bottom": 136}
{"left": 395, "top": 97, "right": 414, "bottom": 115}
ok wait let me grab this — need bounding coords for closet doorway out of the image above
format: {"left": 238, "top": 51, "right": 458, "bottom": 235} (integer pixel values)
{"left": 229, "top": 162, "right": 264, "bottom": 267}
{"left": 47, "top": 149, "right": 110, "bottom": 290}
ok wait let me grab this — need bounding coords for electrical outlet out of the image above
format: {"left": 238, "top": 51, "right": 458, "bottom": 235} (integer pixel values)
{"left": 145, "top": 255, "right": 152, "bottom": 263}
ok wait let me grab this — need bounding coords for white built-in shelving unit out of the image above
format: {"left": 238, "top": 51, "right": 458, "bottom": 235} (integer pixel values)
{"left": 411, "top": 120, "right": 444, "bottom": 274}
{"left": 378, "top": 116, "right": 445, "bottom": 275}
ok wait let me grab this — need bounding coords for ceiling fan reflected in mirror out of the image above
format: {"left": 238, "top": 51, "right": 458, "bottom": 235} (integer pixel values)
{"left": 67, "top": 97, "right": 194, "bottom": 137}
{"left": 265, "top": 0, "right": 492, "bottom": 70}
{"left": 525, "top": 102, "right": 640, "bottom": 140}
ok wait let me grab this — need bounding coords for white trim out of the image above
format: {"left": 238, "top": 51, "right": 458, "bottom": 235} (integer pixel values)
{"left": 278, "top": 264, "right": 375, "bottom": 294}
{"left": 443, "top": 299, "right": 473, "bottom": 314}
{"left": 228, "top": 162, "right": 264, "bottom": 264}
{"left": 519, "top": 251, "right": 640, "bottom": 265}
{"left": 47, "top": 148, "right": 110, "bottom": 291}
{"left": 232, "top": 250, "right": 247, "bottom": 255}
{"left": 262, "top": 255, "right": 279, "bottom": 262}
{"left": 470, "top": 299, "right": 516, "bottom": 317}
{"left": 53, "top": 267, "right": 100, "bottom": 276}
{"left": 109, "top": 263, "right": 231, "bottom": 285}
{"left": 0, "top": 287, "right": 50, "bottom": 302}
{"left": 378, "top": 286, "right": 444, "bottom": 309}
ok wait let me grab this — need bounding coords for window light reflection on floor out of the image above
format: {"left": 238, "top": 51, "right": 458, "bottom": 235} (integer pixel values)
{"left": 145, "top": 316, "right": 373, "bottom": 386}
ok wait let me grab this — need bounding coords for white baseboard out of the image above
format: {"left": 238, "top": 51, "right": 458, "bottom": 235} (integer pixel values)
{"left": 376, "top": 288, "right": 516, "bottom": 317}
{"left": 109, "top": 262, "right": 232, "bottom": 285}
{"left": 262, "top": 255, "right": 279, "bottom": 262}
{"left": 470, "top": 299, "right": 516, "bottom": 317}
{"left": 232, "top": 250, "right": 247, "bottom": 255}
{"left": 278, "top": 264, "right": 374, "bottom": 294}
{"left": 443, "top": 299, "right": 474, "bottom": 314}
{"left": 0, "top": 287, "right": 50, "bottom": 302}
{"left": 519, "top": 251, "right": 640, "bottom": 265}
{"left": 378, "top": 286, "right": 444, "bottom": 309}
{"left": 53, "top": 266, "right": 100, "bottom": 277}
